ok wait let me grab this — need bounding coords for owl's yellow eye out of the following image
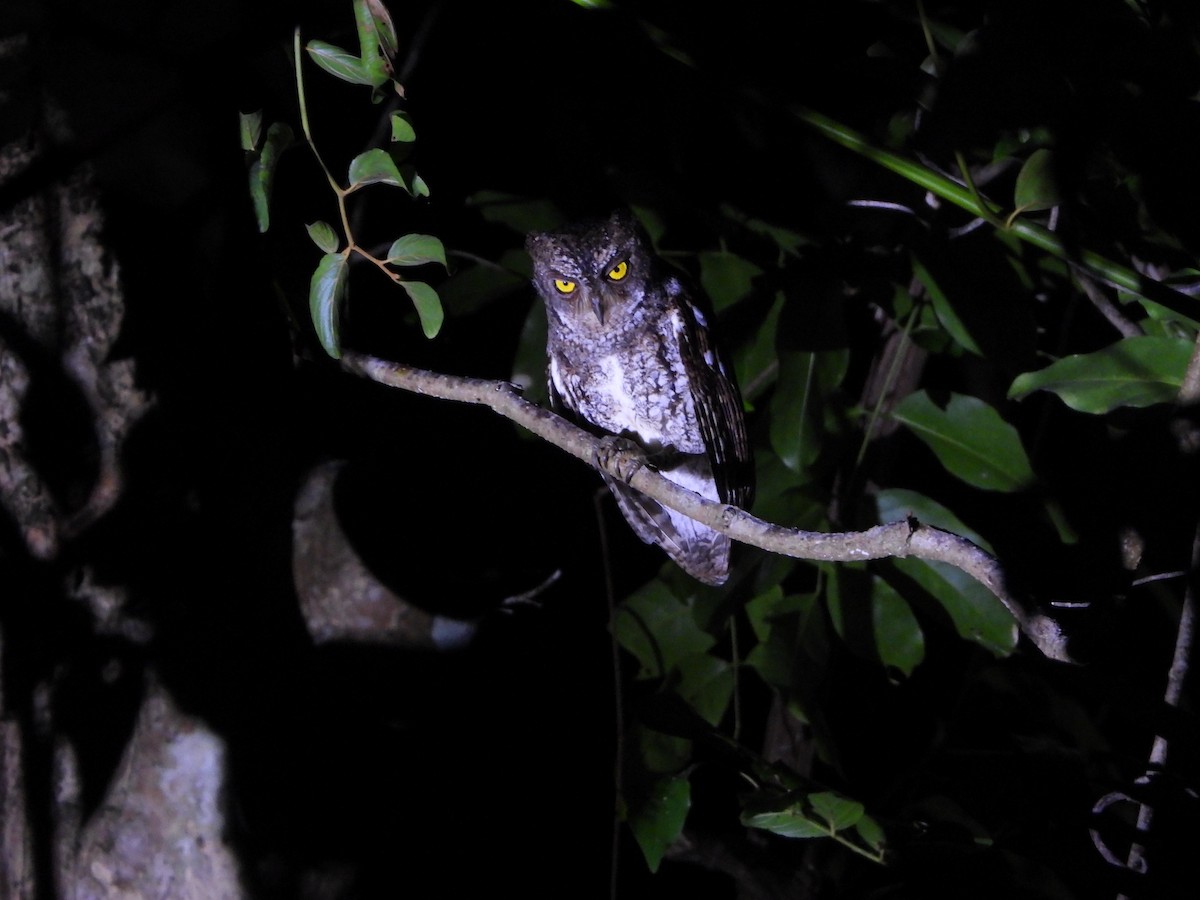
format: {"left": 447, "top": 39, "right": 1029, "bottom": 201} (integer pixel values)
{"left": 607, "top": 260, "right": 629, "bottom": 282}
{"left": 554, "top": 278, "right": 577, "bottom": 294}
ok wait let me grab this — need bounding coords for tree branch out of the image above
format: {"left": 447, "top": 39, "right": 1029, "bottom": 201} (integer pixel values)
{"left": 341, "top": 353, "right": 1073, "bottom": 662}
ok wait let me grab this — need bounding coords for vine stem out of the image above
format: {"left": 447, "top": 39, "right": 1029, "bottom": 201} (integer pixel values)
{"left": 593, "top": 489, "right": 625, "bottom": 900}
{"left": 293, "top": 27, "right": 368, "bottom": 266}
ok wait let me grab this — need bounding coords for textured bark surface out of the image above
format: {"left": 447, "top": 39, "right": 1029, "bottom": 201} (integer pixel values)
{"left": 0, "top": 30, "right": 241, "bottom": 899}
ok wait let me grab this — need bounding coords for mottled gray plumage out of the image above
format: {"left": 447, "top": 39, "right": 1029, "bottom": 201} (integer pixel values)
{"left": 526, "top": 210, "right": 753, "bottom": 584}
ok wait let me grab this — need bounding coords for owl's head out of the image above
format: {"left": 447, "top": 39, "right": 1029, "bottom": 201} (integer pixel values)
{"left": 526, "top": 209, "right": 657, "bottom": 338}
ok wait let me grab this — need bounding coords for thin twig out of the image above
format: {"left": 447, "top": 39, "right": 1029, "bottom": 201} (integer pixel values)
{"left": 592, "top": 489, "right": 624, "bottom": 900}
{"left": 1075, "top": 272, "right": 1143, "bottom": 339}
{"left": 1112, "top": 332, "right": 1200, "bottom": 897}
{"left": 342, "top": 352, "right": 1073, "bottom": 662}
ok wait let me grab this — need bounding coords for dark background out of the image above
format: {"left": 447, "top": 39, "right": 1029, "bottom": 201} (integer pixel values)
{"left": 5, "top": 0, "right": 1200, "bottom": 897}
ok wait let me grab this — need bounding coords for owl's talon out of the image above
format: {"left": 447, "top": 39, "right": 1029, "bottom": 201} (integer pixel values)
{"left": 595, "top": 435, "right": 645, "bottom": 484}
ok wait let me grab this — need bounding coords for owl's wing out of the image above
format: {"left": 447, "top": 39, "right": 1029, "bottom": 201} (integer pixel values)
{"left": 670, "top": 277, "right": 755, "bottom": 511}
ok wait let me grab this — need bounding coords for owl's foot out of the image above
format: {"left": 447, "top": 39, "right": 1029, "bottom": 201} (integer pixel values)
{"left": 595, "top": 435, "right": 646, "bottom": 484}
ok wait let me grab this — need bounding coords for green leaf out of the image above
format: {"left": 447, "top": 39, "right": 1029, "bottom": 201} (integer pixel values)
{"left": 769, "top": 349, "right": 849, "bottom": 474}
{"left": 627, "top": 775, "right": 690, "bottom": 873}
{"left": 468, "top": 190, "right": 563, "bottom": 233}
{"left": 401, "top": 281, "right": 444, "bottom": 338}
{"left": 305, "top": 221, "right": 339, "bottom": 254}
{"left": 674, "top": 655, "right": 733, "bottom": 727}
{"left": 390, "top": 111, "right": 416, "bottom": 143}
{"left": 1013, "top": 148, "right": 1062, "bottom": 213}
{"left": 353, "top": 0, "right": 390, "bottom": 85}
{"left": 238, "top": 110, "right": 262, "bottom": 151}
{"left": 912, "top": 254, "right": 982, "bottom": 356}
{"left": 510, "top": 297, "right": 550, "bottom": 403}
{"left": 386, "top": 234, "right": 447, "bottom": 269}
{"left": 409, "top": 170, "right": 430, "bottom": 197}
{"left": 306, "top": 40, "right": 376, "bottom": 86}
{"left": 744, "top": 806, "right": 828, "bottom": 838}
{"left": 743, "top": 790, "right": 862, "bottom": 839}
{"left": 439, "top": 249, "right": 528, "bottom": 318}
{"left": 348, "top": 149, "right": 408, "bottom": 190}
{"left": 309, "top": 253, "right": 348, "bottom": 359}
{"left": 855, "top": 815, "right": 887, "bottom": 853}
{"left": 363, "top": 0, "right": 398, "bottom": 57}
{"left": 248, "top": 122, "right": 293, "bottom": 233}
{"left": 1008, "top": 336, "right": 1193, "bottom": 413}
{"left": 828, "top": 571, "right": 925, "bottom": 676}
{"left": 744, "top": 592, "right": 824, "bottom": 692}
{"left": 893, "top": 391, "right": 1035, "bottom": 492}
{"left": 719, "top": 204, "right": 810, "bottom": 256}
{"left": 732, "top": 291, "right": 783, "bottom": 402}
{"left": 614, "top": 580, "right": 715, "bottom": 678}
{"left": 698, "top": 251, "right": 763, "bottom": 312}
{"left": 744, "top": 586, "right": 786, "bottom": 643}
{"left": 630, "top": 205, "right": 667, "bottom": 246}
{"left": 892, "top": 556, "right": 1018, "bottom": 656}
{"left": 809, "top": 791, "right": 865, "bottom": 831}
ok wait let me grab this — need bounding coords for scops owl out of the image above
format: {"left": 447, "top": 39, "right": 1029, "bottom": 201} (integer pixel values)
{"left": 526, "top": 209, "right": 754, "bottom": 585}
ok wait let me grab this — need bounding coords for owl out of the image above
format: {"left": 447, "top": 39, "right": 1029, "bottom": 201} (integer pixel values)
{"left": 526, "top": 210, "right": 754, "bottom": 585}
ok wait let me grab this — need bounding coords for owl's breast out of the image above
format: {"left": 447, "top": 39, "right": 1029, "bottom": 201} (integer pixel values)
{"left": 551, "top": 343, "right": 705, "bottom": 455}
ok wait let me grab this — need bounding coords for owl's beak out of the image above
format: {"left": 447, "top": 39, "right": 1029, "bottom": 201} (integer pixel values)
{"left": 590, "top": 292, "right": 606, "bottom": 326}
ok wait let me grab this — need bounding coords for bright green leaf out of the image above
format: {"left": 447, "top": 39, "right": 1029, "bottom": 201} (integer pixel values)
{"left": 409, "top": 171, "right": 430, "bottom": 197}
{"left": 743, "top": 790, "right": 863, "bottom": 839}
{"left": 628, "top": 775, "right": 689, "bottom": 873}
{"left": 912, "top": 254, "right": 982, "bottom": 356}
{"left": 305, "top": 221, "right": 339, "bottom": 254}
{"left": 401, "top": 281, "right": 444, "bottom": 338}
{"left": 386, "top": 234, "right": 447, "bottom": 269}
{"left": 364, "top": 0, "right": 398, "bottom": 57}
{"left": 306, "top": 40, "right": 376, "bottom": 86}
{"left": 238, "top": 110, "right": 262, "bottom": 151}
{"left": 809, "top": 791, "right": 865, "bottom": 831}
{"left": 699, "top": 251, "right": 762, "bottom": 312}
{"left": 893, "top": 391, "right": 1035, "bottom": 492}
{"left": 390, "top": 111, "right": 416, "bottom": 142}
{"left": 353, "top": 0, "right": 390, "bottom": 85}
{"left": 1008, "top": 336, "right": 1193, "bottom": 413}
{"left": 348, "top": 149, "right": 408, "bottom": 190}
{"left": 309, "top": 253, "right": 348, "bottom": 359}
{"left": 744, "top": 806, "right": 828, "bottom": 838}
{"left": 1013, "top": 148, "right": 1062, "bottom": 213}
